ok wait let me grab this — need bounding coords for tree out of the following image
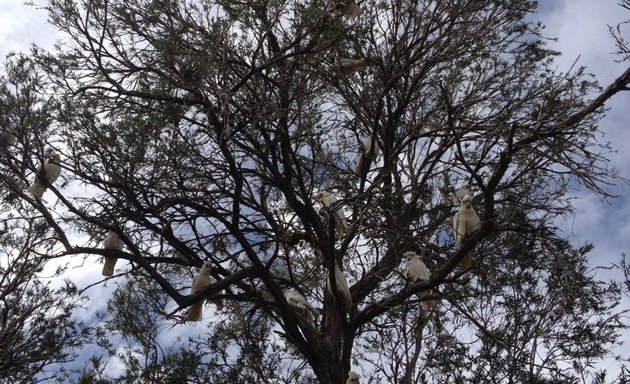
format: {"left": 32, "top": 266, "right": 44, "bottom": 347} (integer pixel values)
{"left": 0, "top": 55, "right": 91, "bottom": 384}
{"left": 1, "top": 0, "right": 630, "bottom": 382}
{"left": 0, "top": 235, "right": 89, "bottom": 384}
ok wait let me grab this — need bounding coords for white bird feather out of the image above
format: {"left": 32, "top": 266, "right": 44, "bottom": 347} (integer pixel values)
{"left": 404, "top": 252, "right": 435, "bottom": 310}
{"left": 333, "top": 58, "right": 368, "bottom": 75}
{"left": 338, "top": 2, "right": 361, "bottom": 17}
{"left": 315, "top": 191, "right": 349, "bottom": 238}
{"left": 326, "top": 263, "right": 353, "bottom": 312}
{"left": 452, "top": 194, "right": 481, "bottom": 271}
{"left": 283, "top": 289, "right": 318, "bottom": 325}
{"left": 26, "top": 154, "right": 61, "bottom": 199}
{"left": 346, "top": 371, "right": 360, "bottom": 384}
{"left": 187, "top": 261, "right": 222, "bottom": 321}
{"left": 356, "top": 133, "right": 381, "bottom": 176}
{"left": 102, "top": 230, "right": 123, "bottom": 276}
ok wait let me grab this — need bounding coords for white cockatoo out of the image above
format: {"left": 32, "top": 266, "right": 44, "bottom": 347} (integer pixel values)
{"left": 334, "top": 58, "right": 368, "bottom": 75}
{"left": 26, "top": 153, "right": 61, "bottom": 199}
{"left": 453, "top": 194, "right": 481, "bottom": 271}
{"left": 326, "top": 263, "right": 352, "bottom": 312}
{"left": 187, "top": 261, "right": 223, "bottom": 322}
{"left": 404, "top": 251, "right": 435, "bottom": 311}
{"left": 337, "top": 2, "right": 361, "bottom": 17}
{"left": 356, "top": 133, "right": 381, "bottom": 176}
{"left": 102, "top": 230, "right": 123, "bottom": 276}
{"left": 314, "top": 191, "right": 349, "bottom": 238}
{"left": 356, "top": 134, "right": 381, "bottom": 177}
{"left": 346, "top": 371, "right": 360, "bottom": 384}
{"left": 283, "top": 289, "right": 319, "bottom": 325}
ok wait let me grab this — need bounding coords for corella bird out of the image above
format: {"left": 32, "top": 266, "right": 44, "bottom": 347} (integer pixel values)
{"left": 283, "top": 289, "right": 319, "bottom": 325}
{"left": 26, "top": 153, "right": 61, "bottom": 199}
{"left": 102, "top": 230, "right": 123, "bottom": 276}
{"left": 404, "top": 251, "right": 435, "bottom": 311}
{"left": 334, "top": 58, "right": 368, "bottom": 75}
{"left": 356, "top": 133, "right": 381, "bottom": 177}
{"left": 326, "top": 263, "right": 352, "bottom": 313}
{"left": 187, "top": 261, "right": 223, "bottom": 322}
{"left": 346, "top": 371, "right": 360, "bottom": 384}
{"left": 453, "top": 194, "right": 481, "bottom": 271}
{"left": 314, "top": 191, "right": 349, "bottom": 238}
{"left": 337, "top": 2, "right": 361, "bottom": 17}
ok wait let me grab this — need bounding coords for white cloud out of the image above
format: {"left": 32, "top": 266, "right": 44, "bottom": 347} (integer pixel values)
{"left": 539, "top": 0, "right": 630, "bottom": 262}
{"left": 540, "top": 0, "right": 627, "bottom": 79}
{"left": 0, "top": 1, "right": 59, "bottom": 60}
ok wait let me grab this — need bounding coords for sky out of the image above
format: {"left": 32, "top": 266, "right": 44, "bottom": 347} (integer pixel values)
{"left": 1, "top": 0, "right": 630, "bottom": 380}
{"left": 537, "top": 1, "right": 630, "bottom": 267}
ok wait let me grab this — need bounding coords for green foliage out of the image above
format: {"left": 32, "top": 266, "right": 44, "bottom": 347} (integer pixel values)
{"left": 1, "top": 0, "right": 630, "bottom": 383}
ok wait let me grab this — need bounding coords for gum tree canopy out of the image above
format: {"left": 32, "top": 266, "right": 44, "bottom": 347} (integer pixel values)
{"left": 2, "top": 0, "right": 630, "bottom": 383}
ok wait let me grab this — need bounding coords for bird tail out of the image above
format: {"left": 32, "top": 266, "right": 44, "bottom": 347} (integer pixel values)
{"left": 102, "top": 256, "right": 118, "bottom": 276}
{"left": 458, "top": 250, "right": 474, "bottom": 272}
{"left": 187, "top": 302, "right": 203, "bottom": 322}
{"left": 26, "top": 181, "right": 46, "bottom": 199}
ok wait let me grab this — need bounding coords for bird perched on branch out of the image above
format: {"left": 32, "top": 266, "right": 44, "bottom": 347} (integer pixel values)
{"left": 346, "top": 371, "right": 360, "bottom": 384}
{"left": 336, "top": 1, "right": 361, "bottom": 17}
{"left": 26, "top": 153, "right": 61, "bottom": 199}
{"left": 187, "top": 261, "right": 223, "bottom": 322}
{"left": 404, "top": 251, "right": 435, "bottom": 311}
{"left": 326, "top": 263, "right": 353, "bottom": 313}
{"left": 453, "top": 194, "right": 481, "bottom": 271}
{"left": 102, "top": 230, "right": 123, "bottom": 276}
{"left": 314, "top": 191, "right": 349, "bottom": 238}
{"left": 333, "top": 58, "right": 369, "bottom": 75}
{"left": 283, "top": 289, "right": 319, "bottom": 325}
{"left": 356, "top": 132, "right": 381, "bottom": 177}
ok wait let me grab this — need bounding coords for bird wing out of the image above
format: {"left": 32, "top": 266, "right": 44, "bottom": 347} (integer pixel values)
{"left": 191, "top": 273, "right": 211, "bottom": 294}
{"left": 103, "top": 232, "right": 123, "bottom": 250}
{"left": 407, "top": 259, "right": 429, "bottom": 281}
{"left": 452, "top": 211, "right": 461, "bottom": 242}
{"left": 464, "top": 210, "right": 481, "bottom": 234}
{"left": 417, "top": 261, "right": 430, "bottom": 280}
